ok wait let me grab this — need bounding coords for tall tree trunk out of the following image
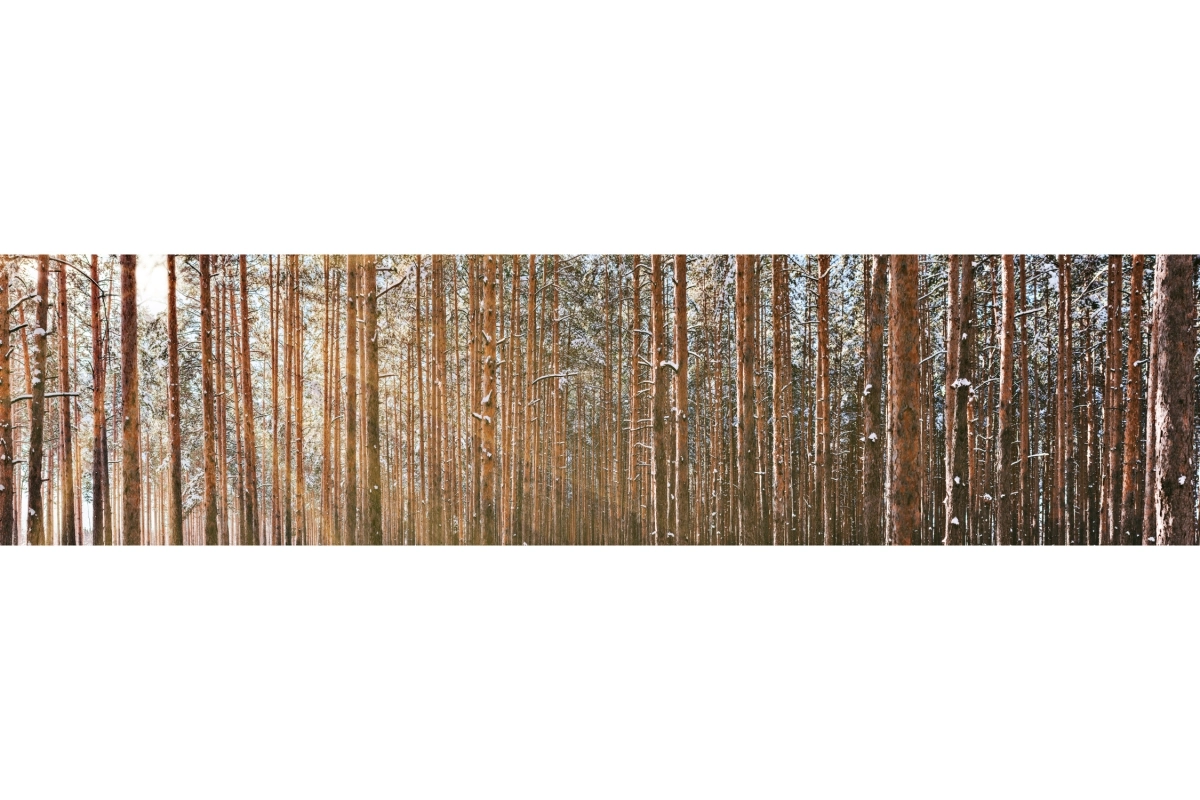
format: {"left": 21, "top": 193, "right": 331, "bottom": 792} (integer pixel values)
{"left": 119, "top": 254, "right": 141, "bottom": 545}
{"left": 861, "top": 255, "right": 887, "bottom": 545}
{"left": 480, "top": 255, "right": 499, "bottom": 545}
{"left": 943, "top": 255, "right": 961, "bottom": 545}
{"left": 1083, "top": 307, "right": 1099, "bottom": 545}
{"left": 217, "top": 259, "right": 229, "bottom": 544}
{"left": 270, "top": 256, "right": 280, "bottom": 545}
{"left": 816, "top": 254, "right": 830, "bottom": 544}
{"left": 345, "top": 254, "right": 359, "bottom": 545}
{"left": 1142, "top": 256, "right": 1159, "bottom": 546}
{"left": 429, "top": 255, "right": 446, "bottom": 545}
{"left": 1120, "top": 254, "right": 1146, "bottom": 545}
{"left": 293, "top": 257, "right": 305, "bottom": 544}
{"left": 947, "top": 255, "right": 973, "bottom": 545}
{"left": 166, "top": 255, "right": 183, "bottom": 545}
{"left": 1101, "top": 255, "right": 1123, "bottom": 545}
{"left": 996, "top": 255, "right": 1017, "bottom": 545}
{"left": 0, "top": 260, "right": 12, "bottom": 546}
{"left": 508, "top": 255, "right": 523, "bottom": 546}
{"left": 1150, "top": 255, "right": 1196, "bottom": 544}
{"left": 101, "top": 271, "right": 113, "bottom": 547}
{"left": 27, "top": 255, "right": 52, "bottom": 545}
{"left": 675, "top": 254, "right": 691, "bottom": 545}
{"left": 1018, "top": 255, "right": 1032, "bottom": 544}
{"left": 887, "top": 255, "right": 921, "bottom": 544}
{"left": 627, "top": 255, "right": 640, "bottom": 544}
{"left": 364, "top": 255, "right": 382, "bottom": 545}
{"left": 736, "top": 255, "right": 761, "bottom": 545}
{"left": 57, "top": 258, "right": 76, "bottom": 545}
{"left": 550, "top": 256, "right": 563, "bottom": 543}
{"left": 239, "top": 254, "right": 259, "bottom": 545}
{"left": 200, "top": 254, "right": 219, "bottom": 545}
{"left": 1057, "top": 255, "right": 1075, "bottom": 545}
{"left": 650, "top": 255, "right": 671, "bottom": 543}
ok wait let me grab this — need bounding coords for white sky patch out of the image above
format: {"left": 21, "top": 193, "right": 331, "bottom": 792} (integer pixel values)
{"left": 137, "top": 254, "right": 168, "bottom": 315}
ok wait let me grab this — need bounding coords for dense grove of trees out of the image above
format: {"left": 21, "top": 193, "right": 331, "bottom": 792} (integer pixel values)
{"left": 0, "top": 254, "right": 1196, "bottom": 546}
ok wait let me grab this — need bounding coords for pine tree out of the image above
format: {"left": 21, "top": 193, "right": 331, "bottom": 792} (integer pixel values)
{"left": 887, "top": 255, "right": 920, "bottom": 544}
{"left": 119, "top": 254, "right": 141, "bottom": 546}
{"left": 1150, "top": 255, "right": 1196, "bottom": 544}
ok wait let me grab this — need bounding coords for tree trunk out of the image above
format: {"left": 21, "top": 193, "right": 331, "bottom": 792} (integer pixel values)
{"left": 293, "top": 257, "right": 305, "bottom": 545}
{"left": 996, "top": 255, "right": 1017, "bottom": 545}
{"left": 270, "top": 256, "right": 280, "bottom": 545}
{"left": 364, "top": 255, "right": 382, "bottom": 545}
{"left": 861, "top": 255, "right": 887, "bottom": 545}
{"left": 345, "top": 254, "right": 359, "bottom": 545}
{"left": 429, "top": 255, "right": 446, "bottom": 545}
{"left": 1142, "top": 256, "right": 1159, "bottom": 546}
{"left": 0, "top": 260, "right": 12, "bottom": 546}
{"left": 57, "top": 257, "right": 76, "bottom": 545}
{"left": 200, "top": 254, "right": 219, "bottom": 545}
{"left": 887, "top": 255, "right": 921, "bottom": 544}
{"left": 1120, "top": 254, "right": 1145, "bottom": 545}
{"left": 735, "top": 255, "right": 761, "bottom": 545}
{"left": 119, "top": 254, "right": 141, "bottom": 545}
{"left": 1101, "top": 255, "right": 1123, "bottom": 545}
{"left": 27, "top": 256, "right": 52, "bottom": 545}
{"left": 239, "top": 254, "right": 259, "bottom": 545}
{"left": 480, "top": 255, "right": 499, "bottom": 545}
{"left": 649, "top": 255, "right": 670, "bottom": 544}
{"left": 1056, "top": 254, "right": 1074, "bottom": 545}
{"left": 165, "top": 255, "right": 183, "bottom": 545}
{"left": 947, "top": 255, "right": 973, "bottom": 545}
{"left": 1018, "top": 255, "right": 1032, "bottom": 544}
{"left": 626, "top": 256, "right": 640, "bottom": 544}
{"left": 673, "top": 254, "right": 691, "bottom": 545}
{"left": 1150, "top": 254, "right": 1196, "bottom": 544}
{"left": 217, "top": 259, "right": 229, "bottom": 543}
{"left": 816, "top": 254, "right": 830, "bottom": 544}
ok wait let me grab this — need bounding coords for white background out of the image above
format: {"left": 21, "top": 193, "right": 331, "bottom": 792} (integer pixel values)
{"left": 2, "top": 1, "right": 1198, "bottom": 798}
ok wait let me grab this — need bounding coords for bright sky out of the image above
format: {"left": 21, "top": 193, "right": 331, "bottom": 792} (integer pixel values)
{"left": 136, "top": 254, "right": 168, "bottom": 315}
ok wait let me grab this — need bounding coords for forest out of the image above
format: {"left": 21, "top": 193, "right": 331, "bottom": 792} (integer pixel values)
{"left": 0, "top": 253, "right": 1195, "bottom": 546}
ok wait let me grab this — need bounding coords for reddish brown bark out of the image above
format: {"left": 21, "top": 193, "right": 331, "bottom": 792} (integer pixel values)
{"left": 1120, "top": 255, "right": 1145, "bottom": 544}
{"left": 887, "top": 255, "right": 921, "bottom": 544}
{"left": 1150, "top": 255, "right": 1196, "bottom": 544}
{"left": 119, "top": 254, "right": 141, "bottom": 545}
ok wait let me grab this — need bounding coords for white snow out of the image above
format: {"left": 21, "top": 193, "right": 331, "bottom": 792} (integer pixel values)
{"left": 1180, "top": 475, "right": 1189, "bottom": 485}
{"left": 954, "top": 476, "right": 961, "bottom": 485}
{"left": 950, "top": 517, "right": 960, "bottom": 526}
{"left": 982, "top": 493, "right": 993, "bottom": 502}
{"left": 868, "top": 432, "right": 878, "bottom": 442}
